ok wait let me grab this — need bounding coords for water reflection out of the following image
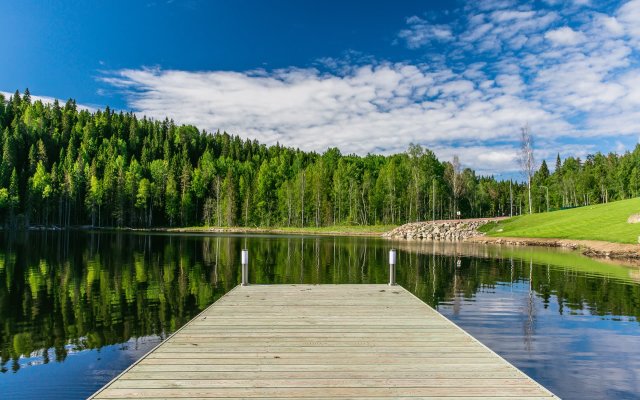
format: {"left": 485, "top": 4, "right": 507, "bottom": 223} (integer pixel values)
{"left": 0, "top": 231, "right": 639, "bottom": 399}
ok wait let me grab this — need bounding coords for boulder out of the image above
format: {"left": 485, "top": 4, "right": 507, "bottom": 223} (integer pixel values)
{"left": 382, "top": 219, "right": 496, "bottom": 242}
{"left": 628, "top": 213, "right": 640, "bottom": 224}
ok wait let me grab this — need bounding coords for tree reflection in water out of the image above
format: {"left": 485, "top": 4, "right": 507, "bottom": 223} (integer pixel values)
{"left": 0, "top": 231, "right": 639, "bottom": 399}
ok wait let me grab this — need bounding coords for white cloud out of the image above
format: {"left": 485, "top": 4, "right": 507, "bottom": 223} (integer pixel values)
{"left": 100, "top": 65, "right": 570, "bottom": 173}
{"left": 594, "top": 14, "right": 624, "bottom": 36}
{"left": 95, "top": 0, "right": 640, "bottom": 174}
{"left": 617, "top": 0, "right": 640, "bottom": 39}
{"left": 459, "top": 7, "right": 558, "bottom": 52}
{"left": 397, "top": 16, "right": 453, "bottom": 49}
{"left": 435, "top": 145, "right": 518, "bottom": 176}
{"left": 544, "top": 26, "right": 586, "bottom": 45}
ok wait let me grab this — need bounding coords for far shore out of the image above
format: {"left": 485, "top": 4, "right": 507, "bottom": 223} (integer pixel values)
{"left": 155, "top": 225, "right": 392, "bottom": 237}
{"left": 116, "top": 225, "right": 640, "bottom": 265}
{"left": 8, "top": 223, "right": 639, "bottom": 264}
{"left": 11, "top": 224, "right": 395, "bottom": 237}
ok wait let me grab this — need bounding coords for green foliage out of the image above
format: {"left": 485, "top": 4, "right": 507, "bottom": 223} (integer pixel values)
{"left": 0, "top": 89, "right": 639, "bottom": 228}
{"left": 0, "top": 188, "right": 8, "bottom": 209}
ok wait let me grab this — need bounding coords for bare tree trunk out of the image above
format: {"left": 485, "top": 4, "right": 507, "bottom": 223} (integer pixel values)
{"left": 316, "top": 188, "right": 321, "bottom": 227}
{"left": 245, "top": 196, "right": 249, "bottom": 226}
{"left": 527, "top": 175, "right": 532, "bottom": 215}
{"left": 432, "top": 178, "right": 436, "bottom": 221}
{"left": 509, "top": 180, "right": 513, "bottom": 217}
{"left": 287, "top": 188, "right": 292, "bottom": 227}
{"left": 301, "top": 171, "right": 305, "bottom": 227}
{"left": 519, "top": 125, "right": 535, "bottom": 214}
{"left": 215, "top": 177, "right": 221, "bottom": 226}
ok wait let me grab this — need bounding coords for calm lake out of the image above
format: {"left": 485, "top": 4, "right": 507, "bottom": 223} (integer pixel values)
{"left": 1, "top": 231, "right": 639, "bottom": 399}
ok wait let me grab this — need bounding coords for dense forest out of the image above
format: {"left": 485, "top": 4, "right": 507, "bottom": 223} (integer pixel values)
{"left": 0, "top": 89, "right": 639, "bottom": 228}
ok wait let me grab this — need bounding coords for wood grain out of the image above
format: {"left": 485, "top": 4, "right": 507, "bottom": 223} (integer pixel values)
{"left": 91, "top": 284, "right": 557, "bottom": 399}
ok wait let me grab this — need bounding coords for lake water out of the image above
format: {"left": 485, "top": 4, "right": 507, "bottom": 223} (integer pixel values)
{"left": 1, "top": 231, "right": 639, "bottom": 399}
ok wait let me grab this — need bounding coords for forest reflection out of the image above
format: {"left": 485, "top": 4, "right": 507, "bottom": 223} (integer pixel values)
{"left": 1, "top": 231, "right": 639, "bottom": 374}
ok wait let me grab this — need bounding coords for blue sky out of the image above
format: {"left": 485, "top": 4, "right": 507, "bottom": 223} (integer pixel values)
{"left": 1, "top": 0, "right": 640, "bottom": 175}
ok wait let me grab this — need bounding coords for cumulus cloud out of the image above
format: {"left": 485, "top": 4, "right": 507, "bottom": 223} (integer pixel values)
{"left": 96, "top": 0, "right": 640, "bottom": 174}
{"left": 617, "top": 0, "right": 640, "bottom": 39}
{"left": 459, "top": 7, "right": 558, "bottom": 52}
{"left": 544, "top": 26, "right": 586, "bottom": 45}
{"left": 397, "top": 16, "right": 453, "bottom": 49}
{"left": 101, "top": 65, "right": 568, "bottom": 167}
{"left": 434, "top": 145, "right": 519, "bottom": 176}
{"left": 594, "top": 14, "right": 625, "bottom": 36}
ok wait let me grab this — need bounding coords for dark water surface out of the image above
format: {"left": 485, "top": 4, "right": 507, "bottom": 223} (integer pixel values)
{"left": 1, "top": 231, "right": 639, "bottom": 399}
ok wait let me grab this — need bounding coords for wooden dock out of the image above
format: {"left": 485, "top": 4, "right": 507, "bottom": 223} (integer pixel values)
{"left": 91, "top": 284, "right": 557, "bottom": 399}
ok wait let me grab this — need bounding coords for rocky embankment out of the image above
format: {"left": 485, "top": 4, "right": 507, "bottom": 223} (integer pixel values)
{"left": 383, "top": 217, "right": 640, "bottom": 264}
{"left": 383, "top": 218, "right": 502, "bottom": 241}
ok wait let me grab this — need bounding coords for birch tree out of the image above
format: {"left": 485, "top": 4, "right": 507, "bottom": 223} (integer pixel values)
{"left": 445, "top": 155, "right": 464, "bottom": 218}
{"left": 519, "top": 125, "right": 535, "bottom": 215}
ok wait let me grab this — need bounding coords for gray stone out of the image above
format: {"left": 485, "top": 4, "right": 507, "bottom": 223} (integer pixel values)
{"left": 628, "top": 213, "right": 640, "bottom": 224}
{"left": 382, "top": 219, "right": 495, "bottom": 242}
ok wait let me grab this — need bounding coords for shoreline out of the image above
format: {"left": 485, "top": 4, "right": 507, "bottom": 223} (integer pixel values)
{"left": 159, "top": 226, "right": 388, "bottom": 237}
{"left": 18, "top": 225, "right": 391, "bottom": 237}
{"left": 8, "top": 224, "right": 640, "bottom": 264}
{"left": 468, "top": 235, "right": 640, "bottom": 264}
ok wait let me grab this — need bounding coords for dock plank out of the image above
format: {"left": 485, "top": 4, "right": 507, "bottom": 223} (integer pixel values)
{"left": 91, "top": 285, "right": 557, "bottom": 399}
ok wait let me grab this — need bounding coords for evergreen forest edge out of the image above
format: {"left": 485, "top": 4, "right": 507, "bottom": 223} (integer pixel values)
{"left": 1, "top": 89, "right": 639, "bottom": 229}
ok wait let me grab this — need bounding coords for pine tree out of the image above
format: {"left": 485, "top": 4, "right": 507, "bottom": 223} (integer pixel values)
{"left": 165, "top": 173, "right": 179, "bottom": 226}
{"left": 0, "top": 92, "right": 636, "bottom": 229}
{"left": 539, "top": 160, "right": 549, "bottom": 180}
{"left": 8, "top": 168, "right": 19, "bottom": 219}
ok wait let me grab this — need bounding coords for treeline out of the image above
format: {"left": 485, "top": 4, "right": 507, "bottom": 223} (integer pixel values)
{"left": 0, "top": 89, "right": 639, "bottom": 228}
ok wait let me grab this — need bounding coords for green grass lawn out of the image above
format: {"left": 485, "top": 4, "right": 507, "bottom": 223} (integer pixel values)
{"left": 479, "top": 197, "right": 640, "bottom": 244}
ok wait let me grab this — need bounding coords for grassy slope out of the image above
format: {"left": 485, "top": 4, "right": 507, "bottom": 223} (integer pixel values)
{"left": 479, "top": 197, "right": 640, "bottom": 244}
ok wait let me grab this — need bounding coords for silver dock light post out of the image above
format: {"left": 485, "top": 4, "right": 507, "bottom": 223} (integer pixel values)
{"left": 388, "top": 249, "right": 397, "bottom": 286}
{"left": 241, "top": 249, "right": 249, "bottom": 286}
